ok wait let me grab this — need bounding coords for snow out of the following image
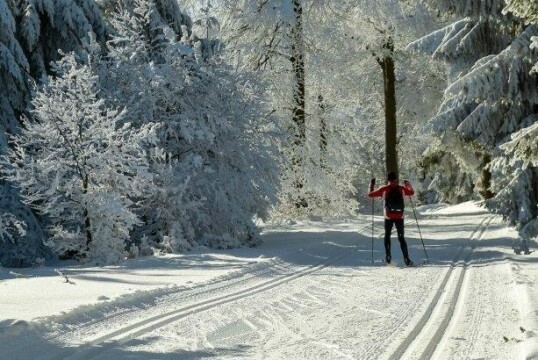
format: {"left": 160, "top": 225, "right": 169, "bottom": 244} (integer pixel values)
{"left": 416, "top": 200, "right": 488, "bottom": 215}
{"left": 0, "top": 251, "right": 270, "bottom": 322}
{"left": 1, "top": 202, "right": 538, "bottom": 359}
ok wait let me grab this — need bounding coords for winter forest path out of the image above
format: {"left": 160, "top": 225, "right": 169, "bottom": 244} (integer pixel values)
{"left": 1, "top": 203, "right": 537, "bottom": 359}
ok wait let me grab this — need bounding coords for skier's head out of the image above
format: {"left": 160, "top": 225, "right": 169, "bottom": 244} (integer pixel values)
{"left": 387, "top": 171, "right": 398, "bottom": 182}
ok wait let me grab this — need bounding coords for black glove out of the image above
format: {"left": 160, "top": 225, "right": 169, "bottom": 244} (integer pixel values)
{"left": 370, "top": 178, "right": 376, "bottom": 187}
{"left": 403, "top": 179, "right": 411, "bottom": 186}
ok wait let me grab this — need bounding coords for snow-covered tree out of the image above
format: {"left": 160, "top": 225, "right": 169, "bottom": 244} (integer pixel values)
{"left": 408, "top": 1, "right": 526, "bottom": 198}
{"left": 343, "top": 1, "right": 442, "bottom": 176}
{"left": 501, "top": 1, "right": 538, "bottom": 168}
{"left": 409, "top": 1, "right": 538, "bottom": 237}
{"left": 304, "top": 1, "right": 444, "bottom": 210}
{"left": 0, "top": 0, "right": 30, "bottom": 150}
{"left": 0, "top": 0, "right": 108, "bottom": 267}
{"left": 102, "top": 0, "right": 278, "bottom": 251}
{"left": 504, "top": 0, "right": 538, "bottom": 24}
{"left": 4, "top": 52, "right": 157, "bottom": 263}
{"left": 0, "top": 0, "right": 32, "bottom": 258}
{"left": 15, "top": 0, "right": 107, "bottom": 77}
{"left": 212, "top": 1, "right": 443, "bottom": 218}
{"left": 0, "top": 0, "right": 108, "bottom": 150}
{"left": 218, "top": 0, "right": 310, "bottom": 209}
{"left": 0, "top": 213, "right": 26, "bottom": 243}
{"left": 0, "top": 181, "right": 52, "bottom": 267}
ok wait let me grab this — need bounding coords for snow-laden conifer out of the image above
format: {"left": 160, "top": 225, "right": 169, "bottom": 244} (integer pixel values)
{"left": 17, "top": 0, "right": 107, "bottom": 78}
{"left": 504, "top": 0, "right": 538, "bottom": 24}
{"left": 0, "top": 0, "right": 30, "bottom": 150}
{"left": 0, "top": 0, "right": 56, "bottom": 267}
{"left": 0, "top": 213, "right": 26, "bottom": 243}
{"left": 408, "top": 1, "right": 538, "bottom": 238}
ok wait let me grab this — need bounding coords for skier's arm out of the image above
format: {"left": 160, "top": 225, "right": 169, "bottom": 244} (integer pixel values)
{"left": 402, "top": 180, "right": 415, "bottom": 196}
{"left": 368, "top": 185, "right": 387, "bottom": 198}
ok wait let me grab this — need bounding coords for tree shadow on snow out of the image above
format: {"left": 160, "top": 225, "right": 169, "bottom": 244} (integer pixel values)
{"left": 101, "top": 337, "right": 252, "bottom": 359}
{"left": 0, "top": 319, "right": 252, "bottom": 360}
{"left": 255, "top": 212, "right": 534, "bottom": 271}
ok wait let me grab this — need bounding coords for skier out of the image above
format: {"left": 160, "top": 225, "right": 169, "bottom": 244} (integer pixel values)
{"left": 368, "top": 172, "right": 414, "bottom": 266}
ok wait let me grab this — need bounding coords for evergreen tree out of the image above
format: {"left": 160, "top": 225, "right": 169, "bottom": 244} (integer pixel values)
{"left": 17, "top": 0, "right": 108, "bottom": 78}
{"left": 0, "top": 0, "right": 29, "bottom": 149}
{"left": 0, "top": 0, "right": 108, "bottom": 267}
{"left": 409, "top": 0, "right": 538, "bottom": 237}
{"left": 504, "top": 0, "right": 538, "bottom": 24}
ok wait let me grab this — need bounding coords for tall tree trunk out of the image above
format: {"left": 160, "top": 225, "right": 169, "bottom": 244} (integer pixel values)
{"left": 82, "top": 174, "right": 92, "bottom": 250}
{"left": 531, "top": 167, "right": 538, "bottom": 219}
{"left": 290, "top": 0, "right": 307, "bottom": 208}
{"left": 479, "top": 153, "right": 494, "bottom": 199}
{"left": 381, "top": 37, "right": 398, "bottom": 177}
{"left": 318, "top": 94, "right": 327, "bottom": 170}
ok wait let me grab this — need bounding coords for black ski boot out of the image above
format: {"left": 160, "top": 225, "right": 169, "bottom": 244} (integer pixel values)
{"left": 404, "top": 258, "right": 414, "bottom": 267}
{"left": 385, "top": 255, "right": 392, "bottom": 264}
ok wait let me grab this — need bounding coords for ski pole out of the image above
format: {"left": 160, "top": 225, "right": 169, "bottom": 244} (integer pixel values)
{"left": 371, "top": 198, "right": 374, "bottom": 264}
{"left": 408, "top": 195, "right": 429, "bottom": 262}
{"left": 370, "top": 176, "right": 376, "bottom": 264}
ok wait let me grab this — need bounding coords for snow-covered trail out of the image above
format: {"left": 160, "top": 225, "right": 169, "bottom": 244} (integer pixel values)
{"left": 1, "top": 203, "right": 537, "bottom": 359}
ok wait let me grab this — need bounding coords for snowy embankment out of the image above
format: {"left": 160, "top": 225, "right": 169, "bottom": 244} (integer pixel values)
{"left": 1, "top": 202, "right": 537, "bottom": 359}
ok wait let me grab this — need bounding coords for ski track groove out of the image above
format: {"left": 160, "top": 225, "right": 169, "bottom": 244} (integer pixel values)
{"left": 50, "top": 224, "right": 373, "bottom": 360}
{"left": 416, "top": 216, "right": 495, "bottom": 360}
{"left": 359, "top": 271, "right": 436, "bottom": 360}
{"left": 458, "top": 270, "right": 486, "bottom": 360}
{"left": 430, "top": 216, "right": 496, "bottom": 360}
{"left": 4, "top": 252, "right": 294, "bottom": 359}
{"left": 30, "top": 214, "right": 501, "bottom": 360}
{"left": 387, "top": 214, "right": 496, "bottom": 360}
{"left": 16, "top": 251, "right": 290, "bottom": 353}
{"left": 45, "top": 256, "right": 294, "bottom": 346}
{"left": 437, "top": 216, "right": 509, "bottom": 360}
{"left": 46, "top": 221, "right": 367, "bottom": 346}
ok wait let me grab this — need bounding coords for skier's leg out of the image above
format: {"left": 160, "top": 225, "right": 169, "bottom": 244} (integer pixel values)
{"left": 384, "top": 219, "right": 393, "bottom": 262}
{"left": 395, "top": 219, "right": 411, "bottom": 262}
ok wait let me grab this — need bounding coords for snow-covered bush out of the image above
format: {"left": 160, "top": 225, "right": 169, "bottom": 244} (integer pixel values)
{"left": 4, "top": 52, "right": 158, "bottom": 264}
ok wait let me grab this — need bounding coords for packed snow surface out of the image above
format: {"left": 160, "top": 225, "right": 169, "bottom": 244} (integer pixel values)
{"left": 1, "top": 202, "right": 537, "bottom": 359}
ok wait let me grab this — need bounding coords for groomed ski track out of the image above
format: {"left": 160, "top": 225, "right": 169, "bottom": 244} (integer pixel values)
{"left": 386, "top": 215, "right": 497, "bottom": 360}
{"left": 53, "top": 225, "right": 373, "bottom": 360}
{"left": 4, "top": 205, "right": 529, "bottom": 360}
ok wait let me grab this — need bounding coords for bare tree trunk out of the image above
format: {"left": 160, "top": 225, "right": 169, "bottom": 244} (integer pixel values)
{"left": 82, "top": 174, "right": 92, "bottom": 250}
{"left": 318, "top": 94, "right": 327, "bottom": 170}
{"left": 479, "top": 153, "right": 495, "bottom": 199}
{"left": 290, "top": 0, "right": 307, "bottom": 208}
{"left": 531, "top": 167, "right": 538, "bottom": 219}
{"left": 381, "top": 36, "right": 398, "bottom": 177}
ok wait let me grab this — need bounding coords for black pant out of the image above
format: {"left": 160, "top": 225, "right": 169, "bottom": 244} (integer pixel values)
{"left": 384, "top": 218, "right": 409, "bottom": 260}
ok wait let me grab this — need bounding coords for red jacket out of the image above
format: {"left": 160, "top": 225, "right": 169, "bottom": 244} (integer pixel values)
{"left": 368, "top": 180, "right": 414, "bottom": 220}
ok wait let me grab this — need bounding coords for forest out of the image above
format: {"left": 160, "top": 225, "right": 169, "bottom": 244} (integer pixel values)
{"left": 0, "top": 0, "right": 537, "bottom": 267}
